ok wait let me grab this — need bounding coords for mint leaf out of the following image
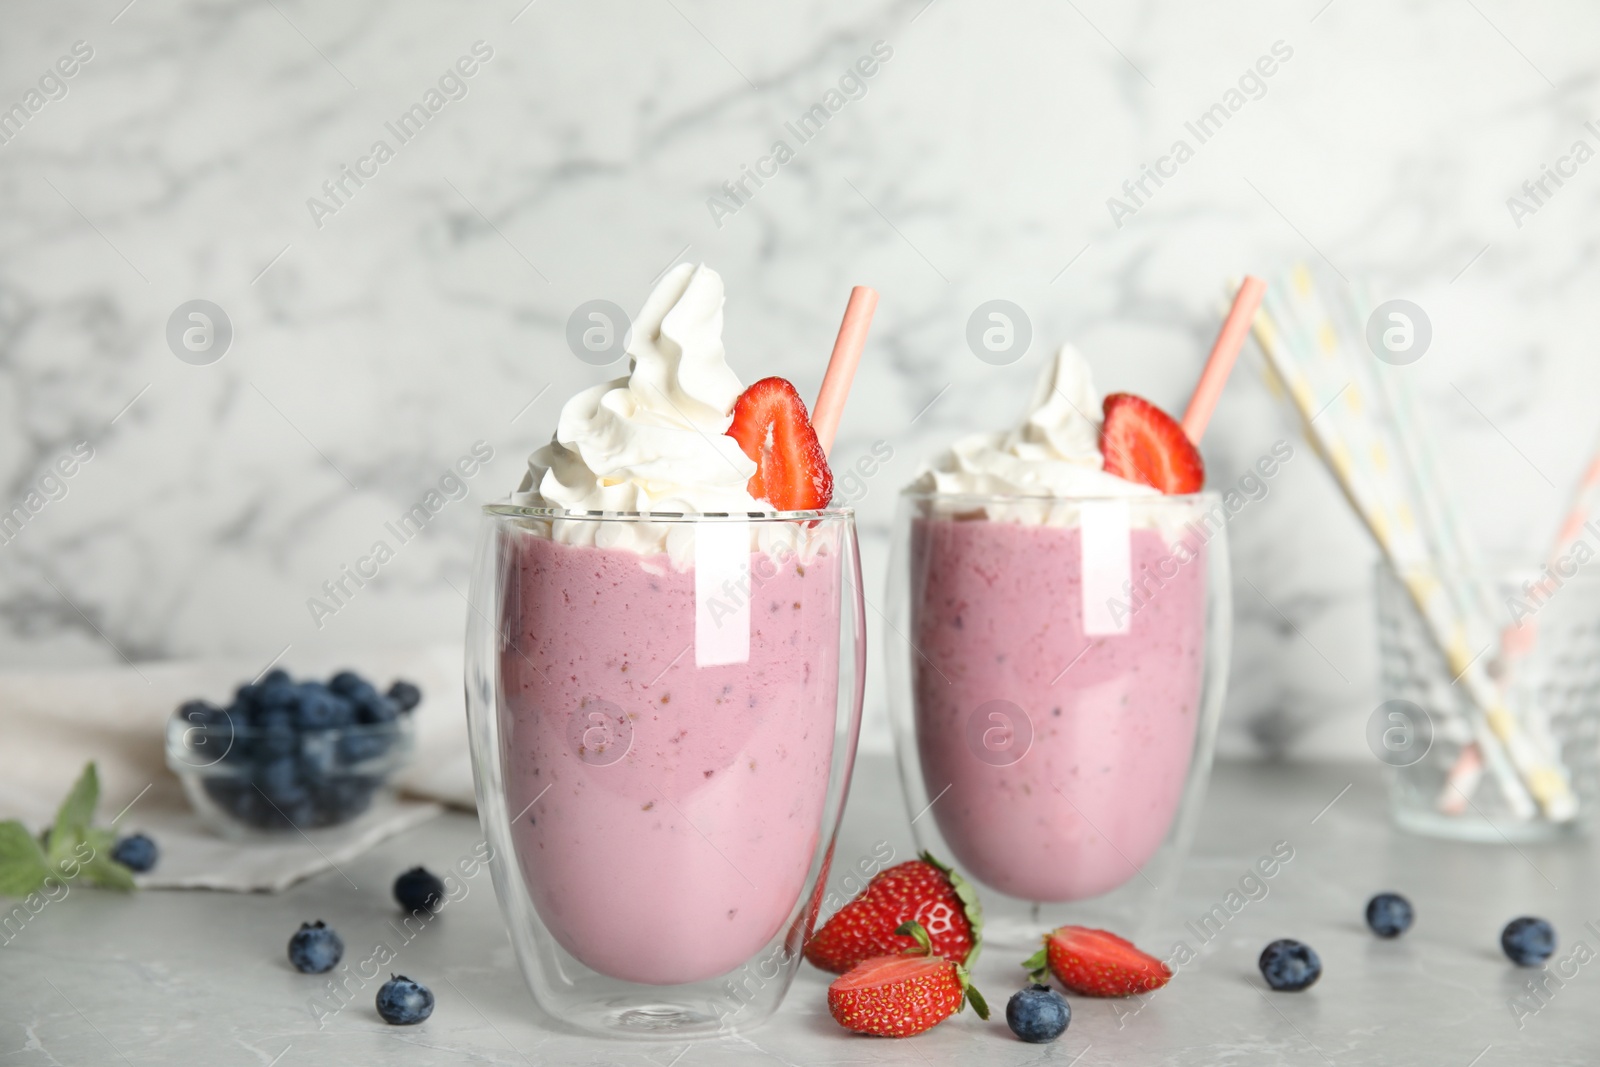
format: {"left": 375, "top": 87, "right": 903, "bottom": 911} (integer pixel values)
{"left": 50, "top": 762, "right": 99, "bottom": 860}
{"left": 80, "top": 848, "right": 135, "bottom": 891}
{"left": 0, "top": 819, "right": 50, "bottom": 898}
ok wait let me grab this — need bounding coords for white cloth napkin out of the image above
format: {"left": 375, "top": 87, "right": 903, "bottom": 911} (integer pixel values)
{"left": 0, "top": 643, "right": 478, "bottom": 891}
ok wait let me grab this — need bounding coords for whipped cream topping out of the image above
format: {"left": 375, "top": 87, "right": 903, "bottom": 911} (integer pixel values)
{"left": 910, "top": 343, "right": 1158, "bottom": 500}
{"left": 514, "top": 263, "right": 828, "bottom": 568}
{"left": 517, "top": 263, "right": 765, "bottom": 517}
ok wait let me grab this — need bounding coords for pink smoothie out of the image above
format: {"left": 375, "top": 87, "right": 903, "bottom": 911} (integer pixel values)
{"left": 500, "top": 529, "right": 840, "bottom": 985}
{"left": 910, "top": 516, "right": 1205, "bottom": 901}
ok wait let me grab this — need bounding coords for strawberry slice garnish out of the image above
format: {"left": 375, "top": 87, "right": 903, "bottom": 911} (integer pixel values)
{"left": 828, "top": 922, "right": 989, "bottom": 1038}
{"left": 726, "top": 377, "right": 833, "bottom": 510}
{"left": 1024, "top": 925, "right": 1173, "bottom": 998}
{"left": 805, "top": 851, "right": 982, "bottom": 974}
{"left": 1100, "top": 392, "right": 1205, "bottom": 494}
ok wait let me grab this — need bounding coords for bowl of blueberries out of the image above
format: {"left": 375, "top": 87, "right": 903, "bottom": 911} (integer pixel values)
{"left": 165, "top": 668, "right": 421, "bottom": 837}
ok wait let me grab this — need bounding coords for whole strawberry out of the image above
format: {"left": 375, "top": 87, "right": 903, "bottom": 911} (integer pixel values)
{"left": 828, "top": 922, "right": 990, "bottom": 1038}
{"left": 1024, "top": 925, "right": 1172, "bottom": 998}
{"left": 805, "top": 851, "right": 982, "bottom": 974}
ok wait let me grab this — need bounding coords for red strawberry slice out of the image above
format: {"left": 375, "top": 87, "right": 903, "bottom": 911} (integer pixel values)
{"left": 725, "top": 377, "right": 833, "bottom": 510}
{"left": 805, "top": 852, "right": 982, "bottom": 974}
{"left": 1024, "top": 925, "right": 1172, "bottom": 998}
{"left": 828, "top": 922, "right": 989, "bottom": 1037}
{"left": 1100, "top": 392, "right": 1205, "bottom": 494}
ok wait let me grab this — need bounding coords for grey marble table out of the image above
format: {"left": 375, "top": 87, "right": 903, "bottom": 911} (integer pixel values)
{"left": 3, "top": 756, "right": 1596, "bottom": 1066}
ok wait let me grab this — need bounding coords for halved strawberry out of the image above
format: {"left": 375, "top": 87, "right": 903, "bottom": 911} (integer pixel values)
{"left": 828, "top": 922, "right": 989, "bottom": 1037}
{"left": 805, "top": 851, "right": 982, "bottom": 974}
{"left": 1100, "top": 392, "right": 1205, "bottom": 494}
{"left": 726, "top": 377, "right": 833, "bottom": 510}
{"left": 1024, "top": 925, "right": 1172, "bottom": 998}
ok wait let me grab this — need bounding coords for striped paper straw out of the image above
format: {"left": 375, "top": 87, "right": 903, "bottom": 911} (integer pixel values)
{"left": 1251, "top": 294, "right": 1575, "bottom": 821}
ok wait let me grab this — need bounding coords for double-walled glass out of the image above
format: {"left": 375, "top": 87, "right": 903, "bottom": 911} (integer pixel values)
{"left": 887, "top": 491, "right": 1231, "bottom": 941}
{"left": 466, "top": 506, "right": 865, "bottom": 1038}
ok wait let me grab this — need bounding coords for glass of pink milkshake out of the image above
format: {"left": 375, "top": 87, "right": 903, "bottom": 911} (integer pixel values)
{"left": 465, "top": 264, "right": 866, "bottom": 1037}
{"left": 887, "top": 345, "right": 1232, "bottom": 939}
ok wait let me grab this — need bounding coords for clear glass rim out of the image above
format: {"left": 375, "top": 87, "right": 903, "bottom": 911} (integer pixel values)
{"left": 164, "top": 716, "right": 414, "bottom": 744}
{"left": 898, "top": 488, "right": 1220, "bottom": 507}
{"left": 482, "top": 503, "right": 855, "bottom": 523}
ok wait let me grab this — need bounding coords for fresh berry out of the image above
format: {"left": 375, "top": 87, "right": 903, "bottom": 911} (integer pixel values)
{"left": 394, "top": 867, "right": 446, "bottom": 913}
{"left": 1025, "top": 925, "right": 1171, "bottom": 998}
{"left": 827, "top": 922, "right": 988, "bottom": 1037}
{"left": 258, "top": 682, "right": 298, "bottom": 712}
{"left": 111, "top": 833, "right": 159, "bottom": 873}
{"left": 177, "top": 699, "right": 228, "bottom": 728}
{"left": 329, "top": 670, "right": 367, "bottom": 696}
{"left": 375, "top": 975, "right": 435, "bottom": 1025}
{"left": 337, "top": 728, "right": 394, "bottom": 766}
{"left": 725, "top": 376, "right": 833, "bottom": 510}
{"left": 1259, "top": 939, "right": 1322, "bottom": 991}
{"left": 387, "top": 680, "right": 422, "bottom": 712}
{"left": 1100, "top": 392, "right": 1204, "bottom": 494}
{"left": 1501, "top": 917, "right": 1556, "bottom": 966}
{"left": 1005, "top": 983, "right": 1070, "bottom": 1043}
{"left": 1365, "top": 892, "right": 1413, "bottom": 939}
{"left": 261, "top": 668, "right": 293, "bottom": 688}
{"left": 233, "top": 682, "right": 265, "bottom": 713}
{"left": 288, "top": 921, "right": 344, "bottom": 974}
{"left": 294, "top": 684, "right": 346, "bottom": 730}
{"left": 805, "top": 851, "right": 982, "bottom": 974}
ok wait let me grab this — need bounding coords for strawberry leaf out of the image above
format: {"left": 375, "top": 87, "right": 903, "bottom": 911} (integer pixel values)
{"left": 0, "top": 820, "right": 50, "bottom": 898}
{"left": 894, "top": 920, "right": 933, "bottom": 956}
{"left": 963, "top": 978, "right": 990, "bottom": 1021}
{"left": 1021, "top": 944, "right": 1051, "bottom": 984}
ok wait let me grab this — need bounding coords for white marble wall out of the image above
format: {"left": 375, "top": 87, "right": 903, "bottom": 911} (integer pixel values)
{"left": 2, "top": 0, "right": 1597, "bottom": 759}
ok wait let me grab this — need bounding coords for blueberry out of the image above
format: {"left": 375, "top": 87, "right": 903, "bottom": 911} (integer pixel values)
{"left": 256, "top": 709, "right": 298, "bottom": 759}
{"left": 387, "top": 681, "right": 422, "bottom": 713}
{"left": 206, "top": 779, "right": 275, "bottom": 828}
{"left": 337, "top": 729, "right": 393, "bottom": 765}
{"left": 111, "top": 833, "right": 159, "bottom": 873}
{"left": 258, "top": 756, "right": 301, "bottom": 799}
{"left": 309, "top": 776, "right": 379, "bottom": 824}
{"left": 394, "top": 867, "right": 446, "bottom": 914}
{"left": 288, "top": 921, "right": 344, "bottom": 974}
{"left": 295, "top": 686, "right": 343, "bottom": 730}
{"left": 258, "top": 684, "right": 299, "bottom": 714}
{"left": 1501, "top": 917, "right": 1556, "bottom": 966}
{"left": 1005, "top": 983, "right": 1070, "bottom": 1043}
{"left": 1259, "top": 939, "right": 1322, "bottom": 991}
{"left": 261, "top": 668, "right": 292, "bottom": 688}
{"left": 353, "top": 691, "right": 396, "bottom": 724}
{"left": 1365, "top": 892, "right": 1413, "bottom": 939}
{"left": 326, "top": 694, "right": 356, "bottom": 727}
{"left": 338, "top": 776, "right": 379, "bottom": 817}
{"left": 375, "top": 975, "right": 434, "bottom": 1025}
{"left": 329, "top": 671, "right": 367, "bottom": 697}
{"left": 234, "top": 682, "right": 265, "bottom": 712}
{"left": 176, "top": 699, "right": 227, "bottom": 727}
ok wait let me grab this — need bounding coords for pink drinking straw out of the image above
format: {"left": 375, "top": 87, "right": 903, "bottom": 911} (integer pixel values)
{"left": 1182, "top": 276, "right": 1269, "bottom": 443}
{"left": 811, "top": 285, "right": 879, "bottom": 456}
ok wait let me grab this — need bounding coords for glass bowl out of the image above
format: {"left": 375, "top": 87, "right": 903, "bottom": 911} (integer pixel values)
{"left": 166, "top": 714, "right": 415, "bottom": 838}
